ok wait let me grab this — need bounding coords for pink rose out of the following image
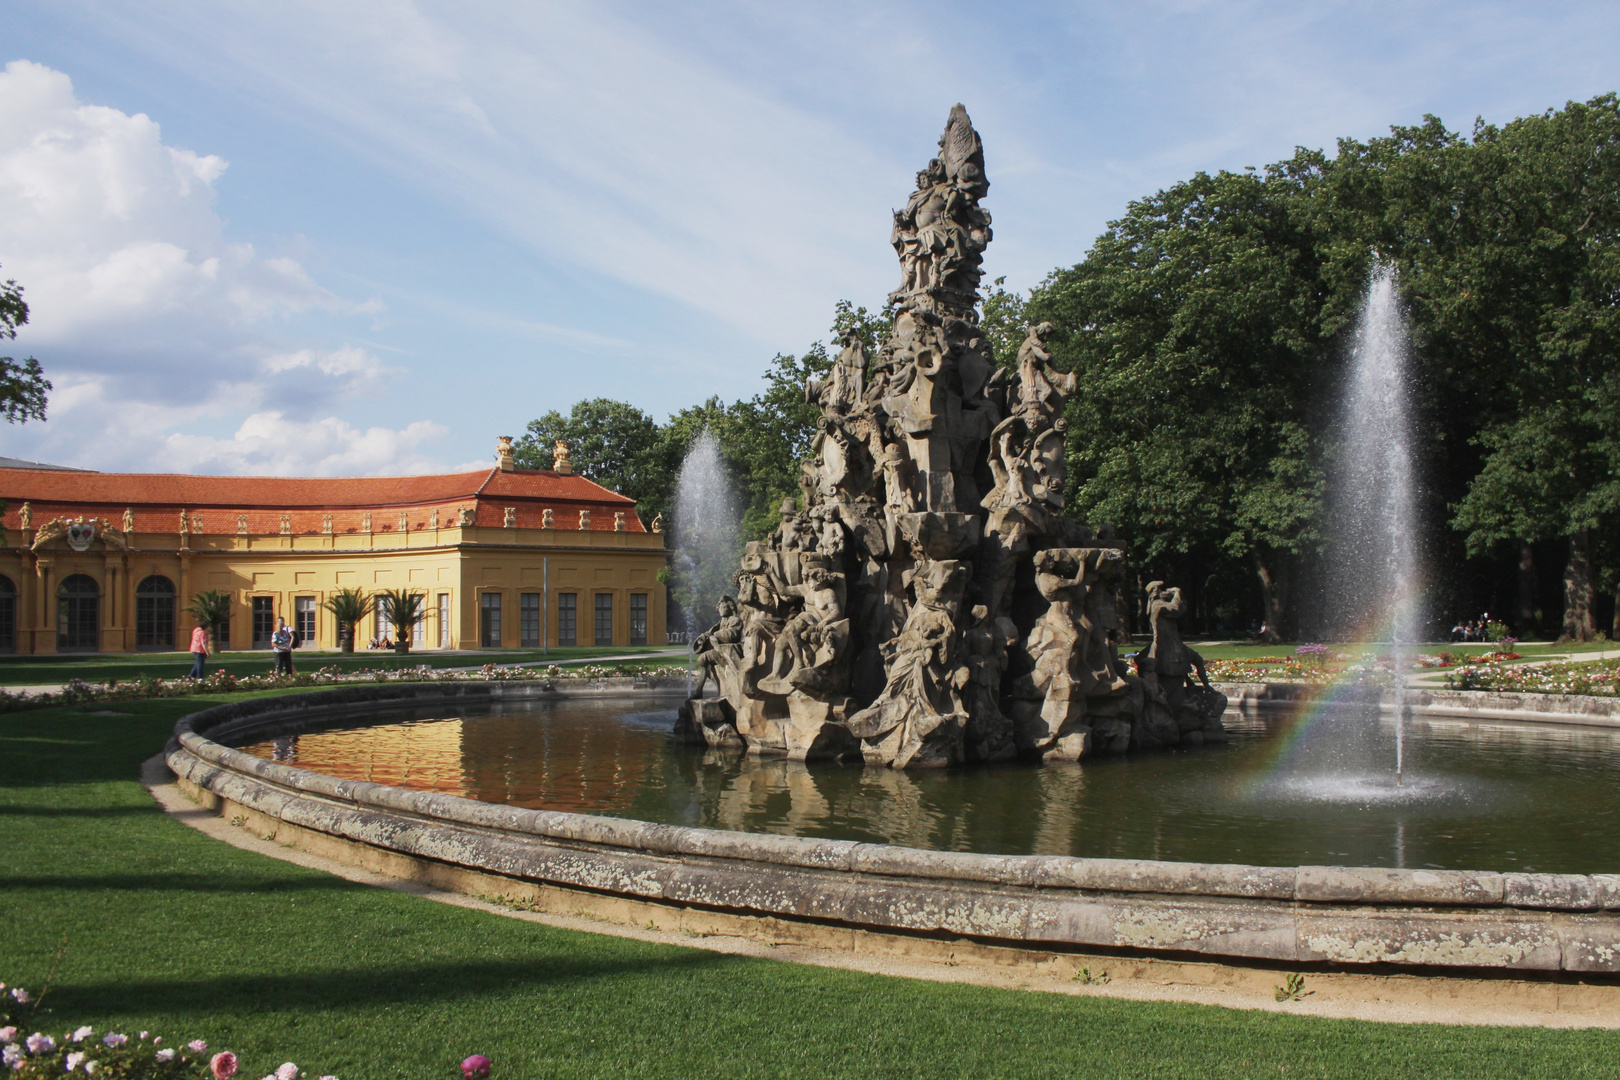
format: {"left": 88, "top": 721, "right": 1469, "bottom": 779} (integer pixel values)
{"left": 461, "top": 1054, "right": 491, "bottom": 1079}
{"left": 211, "top": 1051, "right": 239, "bottom": 1079}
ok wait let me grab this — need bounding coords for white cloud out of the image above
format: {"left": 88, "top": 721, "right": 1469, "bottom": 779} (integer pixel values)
{"left": 160, "top": 412, "right": 451, "bottom": 476}
{"left": 0, "top": 59, "right": 448, "bottom": 475}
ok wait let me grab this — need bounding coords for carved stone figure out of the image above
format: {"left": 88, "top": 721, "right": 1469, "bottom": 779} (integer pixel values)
{"left": 807, "top": 332, "right": 868, "bottom": 414}
{"left": 676, "top": 106, "right": 1218, "bottom": 770}
{"left": 553, "top": 440, "right": 573, "bottom": 474}
{"left": 19, "top": 501, "right": 31, "bottom": 529}
{"left": 650, "top": 513, "right": 664, "bottom": 534}
{"left": 496, "top": 435, "right": 516, "bottom": 471}
{"left": 846, "top": 560, "right": 970, "bottom": 768}
{"left": 961, "top": 604, "right": 1017, "bottom": 762}
{"left": 30, "top": 517, "right": 65, "bottom": 550}
{"left": 1137, "top": 582, "right": 1229, "bottom": 748}
{"left": 122, "top": 507, "right": 135, "bottom": 534}
{"left": 692, "top": 596, "right": 744, "bottom": 698}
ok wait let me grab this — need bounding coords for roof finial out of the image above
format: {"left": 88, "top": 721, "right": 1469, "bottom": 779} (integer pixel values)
{"left": 496, "top": 435, "right": 516, "bottom": 472}
{"left": 553, "top": 439, "right": 573, "bottom": 475}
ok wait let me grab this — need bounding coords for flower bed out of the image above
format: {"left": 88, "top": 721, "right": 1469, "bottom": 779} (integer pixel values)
{"left": 1446, "top": 657, "right": 1620, "bottom": 696}
{"left": 2, "top": 981, "right": 335, "bottom": 1080}
{"left": 1204, "top": 657, "right": 1341, "bottom": 685}
{"left": 0, "top": 662, "right": 687, "bottom": 715}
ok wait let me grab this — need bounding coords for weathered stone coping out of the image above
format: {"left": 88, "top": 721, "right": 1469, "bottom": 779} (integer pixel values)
{"left": 1217, "top": 682, "right": 1620, "bottom": 729}
{"left": 167, "top": 683, "right": 1620, "bottom": 973}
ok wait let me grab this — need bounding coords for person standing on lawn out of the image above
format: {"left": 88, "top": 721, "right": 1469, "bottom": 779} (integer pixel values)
{"left": 271, "top": 617, "right": 295, "bottom": 676}
{"left": 189, "top": 623, "right": 210, "bottom": 679}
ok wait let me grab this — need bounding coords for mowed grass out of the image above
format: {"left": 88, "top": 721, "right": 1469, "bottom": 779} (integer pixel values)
{"left": 4, "top": 697, "right": 1619, "bottom": 1079}
{"left": 0, "top": 645, "right": 687, "bottom": 686}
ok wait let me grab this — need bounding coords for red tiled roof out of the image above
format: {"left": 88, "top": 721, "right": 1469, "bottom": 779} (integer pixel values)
{"left": 0, "top": 467, "right": 645, "bottom": 533}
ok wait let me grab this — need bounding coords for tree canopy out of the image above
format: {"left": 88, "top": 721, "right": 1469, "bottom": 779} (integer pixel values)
{"left": 0, "top": 269, "right": 49, "bottom": 424}
{"left": 520, "top": 94, "right": 1620, "bottom": 640}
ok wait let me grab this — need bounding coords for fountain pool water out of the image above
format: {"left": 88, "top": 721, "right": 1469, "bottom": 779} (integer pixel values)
{"left": 1331, "top": 265, "right": 1421, "bottom": 785}
{"left": 670, "top": 429, "right": 740, "bottom": 639}
{"left": 238, "top": 699, "right": 1620, "bottom": 874}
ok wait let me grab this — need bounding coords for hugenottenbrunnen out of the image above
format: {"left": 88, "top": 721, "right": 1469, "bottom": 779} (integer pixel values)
{"left": 679, "top": 104, "right": 1228, "bottom": 769}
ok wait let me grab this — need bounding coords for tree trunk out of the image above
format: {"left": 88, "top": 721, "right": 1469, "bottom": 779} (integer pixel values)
{"left": 1517, "top": 540, "right": 1536, "bottom": 635}
{"left": 1560, "top": 527, "right": 1595, "bottom": 643}
{"left": 1254, "top": 549, "right": 1288, "bottom": 644}
{"left": 341, "top": 625, "right": 354, "bottom": 653}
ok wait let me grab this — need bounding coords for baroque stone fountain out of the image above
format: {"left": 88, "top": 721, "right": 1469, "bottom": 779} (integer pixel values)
{"left": 678, "top": 105, "right": 1227, "bottom": 768}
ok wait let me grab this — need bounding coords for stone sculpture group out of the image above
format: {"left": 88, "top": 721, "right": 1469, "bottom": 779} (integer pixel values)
{"left": 678, "top": 106, "right": 1227, "bottom": 768}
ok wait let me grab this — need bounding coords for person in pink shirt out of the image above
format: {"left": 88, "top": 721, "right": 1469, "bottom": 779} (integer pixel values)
{"left": 189, "top": 623, "right": 210, "bottom": 679}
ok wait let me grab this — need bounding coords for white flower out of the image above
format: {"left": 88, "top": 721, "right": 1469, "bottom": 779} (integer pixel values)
{"left": 8, "top": 990, "right": 28, "bottom": 1005}
{"left": 84, "top": 1062, "right": 98, "bottom": 1075}
{"left": 71, "top": 1027, "right": 93, "bottom": 1043}
{"left": 24, "top": 1033, "right": 53, "bottom": 1054}
{"left": 101, "top": 1033, "right": 127, "bottom": 1048}
{"left": 2, "top": 1045, "right": 21, "bottom": 1067}
{"left": 276, "top": 1063, "right": 300, "bottom": 1080}
{"left": 0, "top": 1027, "right": 14, "bottom": 1043}
{"left": 66, "top": 1051, "right": 85, "bottom": 1071}
{"left": 155, "top": 1049, "right": 175, "bottom": 1062}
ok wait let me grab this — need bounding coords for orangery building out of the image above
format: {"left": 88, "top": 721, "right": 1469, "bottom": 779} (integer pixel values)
{"left": 0, "top": 440, "right": 668, "bottom": 654}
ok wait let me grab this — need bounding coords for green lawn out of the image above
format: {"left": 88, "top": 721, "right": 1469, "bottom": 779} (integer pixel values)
{"left": 0, "top": 645, "right": 687, "bottom": 686}
{"left": 4, "top": 696, "right": 1618, "bottom": 1078}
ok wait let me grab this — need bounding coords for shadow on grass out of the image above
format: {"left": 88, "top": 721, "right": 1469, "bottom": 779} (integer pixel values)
{"left": 50, "top": 951, "right": 739, "bottom": 1016}
{"left": 0, "top": 804, "right": 162, "bottom": 818}
{"left": 7, "top": 871, "right": 376, "bottom": 894}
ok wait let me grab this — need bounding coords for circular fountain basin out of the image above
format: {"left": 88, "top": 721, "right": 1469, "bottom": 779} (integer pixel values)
{"left": 165, "top": 682, "right": 1620, "bottom": 975}
{"left": 230, "top": 690, "right": 1620, "bottom": 875}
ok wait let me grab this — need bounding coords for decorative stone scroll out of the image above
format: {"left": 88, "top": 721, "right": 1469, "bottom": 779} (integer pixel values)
{"left": 677, "top": 105, "right": 1224, "bottom": 768}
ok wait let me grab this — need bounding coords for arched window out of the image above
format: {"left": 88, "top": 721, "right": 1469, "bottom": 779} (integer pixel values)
{"left": 57, "top": 574, "right": 100, "bottom": 652}
{"left": 136, "top": 575, "right": 177, "bottom": 650}
{"left": 0, "top": 575, "right": 15, "bottom": 653}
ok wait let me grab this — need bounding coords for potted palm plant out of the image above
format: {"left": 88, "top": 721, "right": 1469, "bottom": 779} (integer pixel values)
{"left": 184, "top": 589, "right": 233, "bottom": 650}
{"left": 377, "top": 588, "right": 426, "bottom": 654}
{"left": 322, "top": 587, "right": 373, "bottom": 653}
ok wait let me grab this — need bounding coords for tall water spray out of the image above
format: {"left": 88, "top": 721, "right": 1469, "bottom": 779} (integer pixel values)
{"left": 1334, "top": 265, "right": 1421, "bottom": 783}
{"left": 671, "top": 429, "right": 741, "bottom": 640}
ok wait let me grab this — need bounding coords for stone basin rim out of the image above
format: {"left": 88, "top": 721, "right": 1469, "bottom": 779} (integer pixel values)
{"left": 167, "top": 680, "right": 1620, "bottom": 913}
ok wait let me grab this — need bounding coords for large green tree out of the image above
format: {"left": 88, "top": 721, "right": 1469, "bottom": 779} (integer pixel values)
{"left": 1030, "top": 160, "right": 1356, "bottom": 638}
{"left": 0, "top": 269, "right": 49, "bottom": 424}
{"left": 1437, "top": 96, "right": 1620, "bottom": 641}
{"left": 512, "top": 398, "right": 675, "bottom": 525}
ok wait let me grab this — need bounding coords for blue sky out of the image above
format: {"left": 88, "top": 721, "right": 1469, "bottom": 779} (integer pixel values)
{"left": 2, "top": 1, "right": 1616, "bottom": 475}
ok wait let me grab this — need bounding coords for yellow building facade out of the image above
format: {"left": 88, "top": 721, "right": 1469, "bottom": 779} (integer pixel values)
{"left": 0, "top": 443, "right": 668, "bottom": 654}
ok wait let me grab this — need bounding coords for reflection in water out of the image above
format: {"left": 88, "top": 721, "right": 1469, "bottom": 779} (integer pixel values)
{"left": 236, "top": 697, "right": 1620, "bottom": 873}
